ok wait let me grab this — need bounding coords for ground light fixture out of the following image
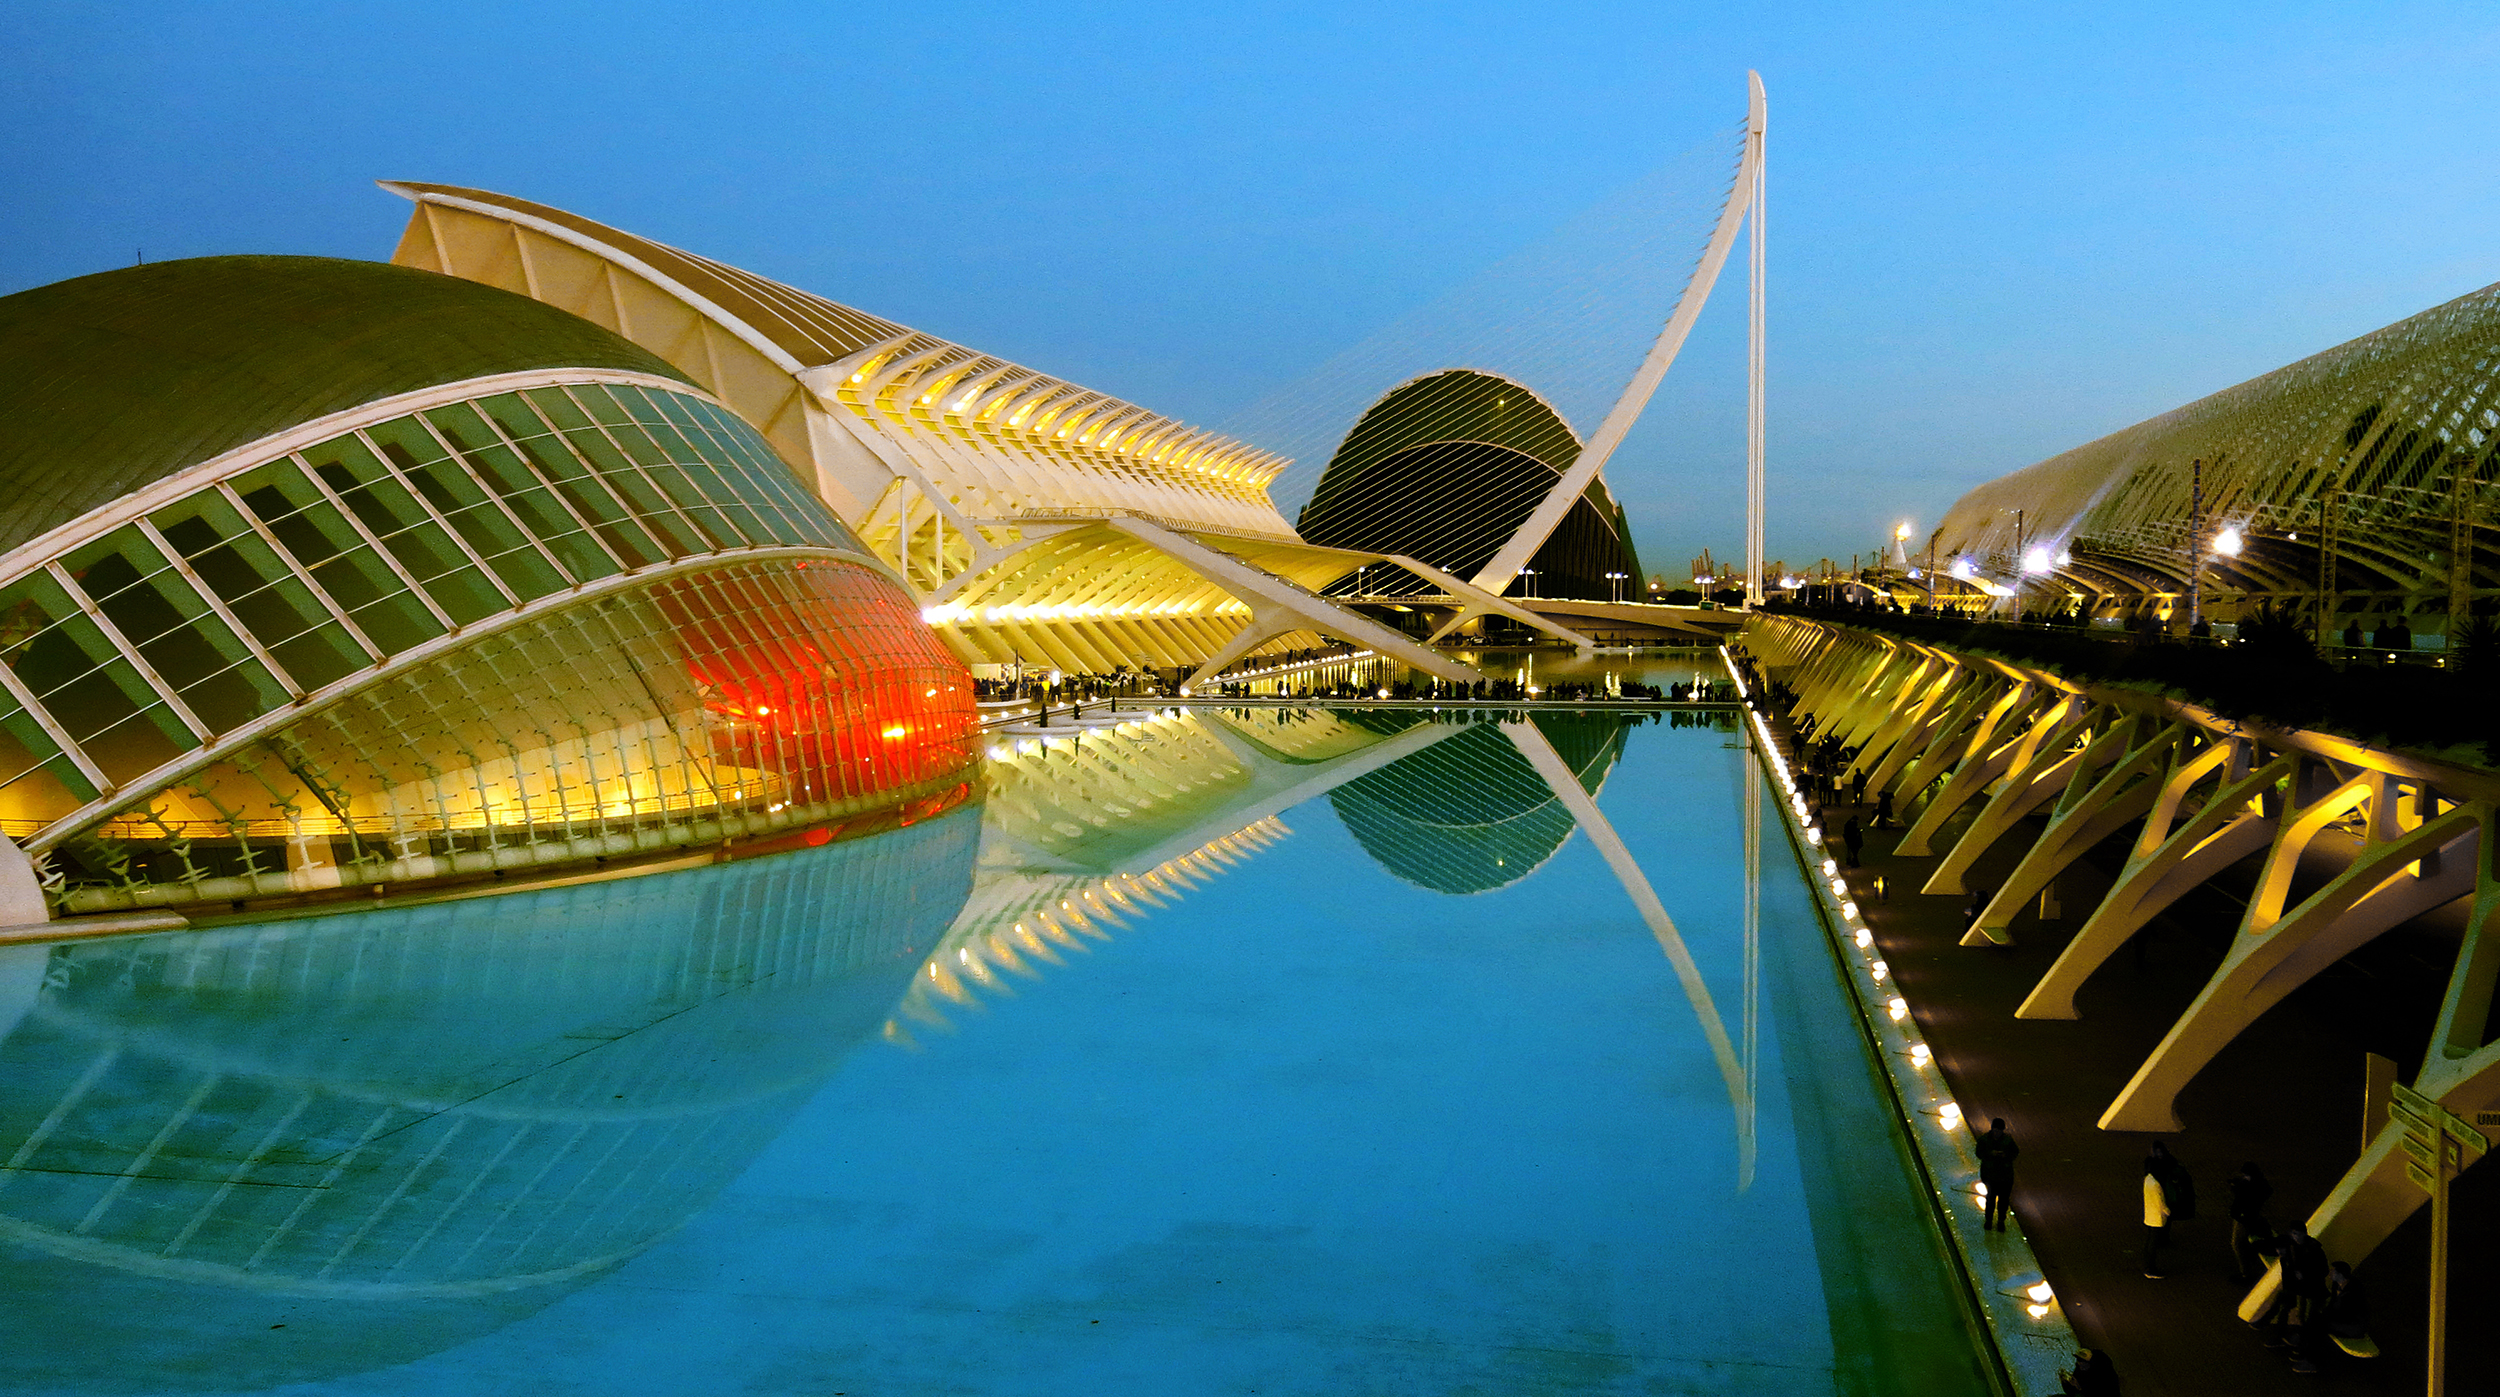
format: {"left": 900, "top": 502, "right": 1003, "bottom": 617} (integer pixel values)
{"left": 1910, "top": 1043, "right": 1932, "bottom": 1066}
{"left": 1938, "top": 1101, "right": 1963, "bottom": 1130}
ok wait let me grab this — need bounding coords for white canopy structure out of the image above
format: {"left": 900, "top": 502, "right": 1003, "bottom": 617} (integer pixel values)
{"left": 384, "top": 182, "right": 1488, "bottom": 685}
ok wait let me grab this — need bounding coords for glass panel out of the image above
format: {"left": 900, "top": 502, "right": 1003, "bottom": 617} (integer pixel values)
{"left": 423, "top": 404, "right": 615, "bottom": 588}
{"left": 265, "top": 622, "right": 366, "bottom": 692}
{"left": 84, "top": 701, "right": 196, "bottom": 786}
{"left": 681, "top": 395, "right": 860, "bottom": 551}
{"left": 368, "top": 418, "right": 560, "bottom": 601}
{"left": 302, "top": 434, "right": 505, "bottom": 627}
{"left": 524, "top": 385, "right": 597, "bottom": 434}
{"left": 477, "top": 392, "right": 557, "bottom": 444}
{"left": 154, "top": 495, "right": 372, "bottom": 689}
{"left": 559, "top": 425, "right": 702, "bottom": 557}
{"left": 633, "top": 414, "right": 771, "bottom": 546}
{"left": 573, "top": 383, "right": 637, "bottom": 429}
{"left": 508, "top": 434, "right": 659, "bottom": 570}
{"left": 60, "top": 527, "right": 288, "bottom": 732}
{"left": 233, "top": 464, "right": 446, "bottom": 656}
{"left": 0, "top": 570, "right": 149, "bottom": 712}
{"left": 614, "top": 435, "right": 739, "bottom": 550}
{"left": 52, "top": 553, "right": 979, "bottom": 911}
{"left": 0, "top": 688, "right": 93, "bottom": 808}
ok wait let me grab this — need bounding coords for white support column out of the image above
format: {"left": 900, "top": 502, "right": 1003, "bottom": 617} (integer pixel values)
{"left": 1746, "top": 85, "right": 1767, "bottom": 608}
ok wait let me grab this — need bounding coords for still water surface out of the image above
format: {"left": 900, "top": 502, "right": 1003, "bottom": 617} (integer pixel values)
{"left": 0, "top": 700, "right": 1991, "bottom": 1396}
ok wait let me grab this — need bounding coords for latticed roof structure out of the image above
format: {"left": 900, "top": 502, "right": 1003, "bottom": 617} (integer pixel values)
{"left": 384, "top": 183, "right": 1487, "bottom": 687}
{"left": 1297, "top": 370, "right": 1642, "bottom": 602}
{"left": 1934, "top": 278, "right": 2500, "bottom": 625}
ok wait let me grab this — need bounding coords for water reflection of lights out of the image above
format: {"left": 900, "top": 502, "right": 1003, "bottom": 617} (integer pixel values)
{"left": 888, "top": 817, "right": 1291, "bottom": 1038}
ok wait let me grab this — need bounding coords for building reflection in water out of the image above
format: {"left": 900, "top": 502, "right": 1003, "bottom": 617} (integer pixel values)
{"left": 0, "top": 804, "right": 978, "bottom": 1394}
{"left": 0, "top": 701, "right": 1769, "bottom": 1391}
{"left": 889, "top": 705, "right": 1462, "bottom": 1033}
{"left": 904, "top": 703, "right": 1760, "bottom": 1187}
{"left": 1327, "top": 711, "right": 1630, "bottom": 894}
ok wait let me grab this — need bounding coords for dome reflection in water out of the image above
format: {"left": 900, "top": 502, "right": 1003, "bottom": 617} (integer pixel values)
{"left": 1327, "top": 710, "right": 1631, "bottom": 894}
{"left": 0, "top": 805, "right": 978, "bottom": 1394}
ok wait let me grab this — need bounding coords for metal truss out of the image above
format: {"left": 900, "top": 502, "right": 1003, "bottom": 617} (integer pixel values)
{"left": 1932, "top": 272, "right": 2500, "bottom": 627}
{"left": 1750, "top": 614, "right": 2500, "bottom": 1297}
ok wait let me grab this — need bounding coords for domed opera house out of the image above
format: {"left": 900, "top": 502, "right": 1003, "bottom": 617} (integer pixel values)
{"left": 0, "top": 256, "right": 978, "bottom": 919}
{"left": 1296, "top": 369, "right": 1643, "bottom": 602}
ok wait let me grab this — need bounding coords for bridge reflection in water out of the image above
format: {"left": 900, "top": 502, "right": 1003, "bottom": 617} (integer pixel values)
{"left": 0, "top": 703, "right": 1785, "bottom": 1393}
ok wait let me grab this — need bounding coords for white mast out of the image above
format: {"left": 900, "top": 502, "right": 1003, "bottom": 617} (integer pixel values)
{"left": 1745, "top": 72, "right": 1767, "bottom": 607}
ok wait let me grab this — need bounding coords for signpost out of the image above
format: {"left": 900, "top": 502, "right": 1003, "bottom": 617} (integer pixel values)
{"left": 2389, "top": 1080, "right": 2489, "bottom": 1397}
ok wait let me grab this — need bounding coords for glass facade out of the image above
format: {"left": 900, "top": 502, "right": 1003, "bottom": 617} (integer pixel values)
{"left": 0, "top": 376, "right": 977, "bottom": 912}
{"left": 50, "top": 555, "right": 977, "bottom": 912}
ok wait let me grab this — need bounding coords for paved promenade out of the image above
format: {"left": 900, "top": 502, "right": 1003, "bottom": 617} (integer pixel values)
{"left": 1758, "top": 710, "right": 2496, "bottom": 1396}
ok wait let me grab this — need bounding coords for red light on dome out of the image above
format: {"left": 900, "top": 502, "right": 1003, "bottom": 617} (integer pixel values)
{"left": 659, "top": 561, "right": 978, "bottom": 820}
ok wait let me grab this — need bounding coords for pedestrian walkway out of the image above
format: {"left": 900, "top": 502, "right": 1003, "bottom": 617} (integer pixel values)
{"left": 1757, "top": 709, "right": 2496, "bottom": 1395}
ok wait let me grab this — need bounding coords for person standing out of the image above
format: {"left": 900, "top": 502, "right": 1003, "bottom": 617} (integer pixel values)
{"left": 1873, "top": 788, "right": 1895, "bottom": 829}
{"left": 1977, "top": 1118, "right": 2019, "bottom": 1231}
{"left": 2226, "top": 1162, "right": 2272, "bottom": 1282}
{"left": 2141, "top": 1155, "right": 2172, "bottom": 1278}
{"left": 1842, "top": 815, "right": 1865, "bottom": 869}
{"left": 2059, "top": 1347, "right": 2119, "bottom": 1395}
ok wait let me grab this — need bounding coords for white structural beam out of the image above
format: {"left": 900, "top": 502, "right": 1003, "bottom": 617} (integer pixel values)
{"left": 1383, "top": 553, "right": 1594, "bottom": 648}
{"left": 1096, "top": 517, "right": 1475, "bottom": 687}
{"left": 1465, "top": 71, "right": 1767, "bottom": 599}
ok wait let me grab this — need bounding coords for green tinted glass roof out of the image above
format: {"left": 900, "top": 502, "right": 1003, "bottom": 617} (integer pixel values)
{"left": 0, "top": 255, "right": 691, "bottom": 556}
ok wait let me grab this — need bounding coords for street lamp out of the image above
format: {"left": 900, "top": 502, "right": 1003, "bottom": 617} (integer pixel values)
{"left": 1521, "top": 569, "right": 1539, "bottom": 598}
{"left": 1605, "top": 571, "right": 1627, "bottom": 603}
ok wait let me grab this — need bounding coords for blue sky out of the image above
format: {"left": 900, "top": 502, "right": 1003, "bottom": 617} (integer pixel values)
{"left": 9, "top": 1, "right": 2500, "bottom": 574}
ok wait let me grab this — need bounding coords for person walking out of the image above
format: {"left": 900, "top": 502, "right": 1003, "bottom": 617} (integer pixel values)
{"left": 2226, "top": 1162, "right": 2272, "bottom": 1282}
{"left": 1842, "top": 815, "right": 1865, "bottom": 869}
{"left": 1873, "top": 788, "right": 1895, "bottom": 829}
{"left": 2141, "top": 1154, "right": 2173, "bottom": 1278}
{"left": 1977, "top": 1118, "right": 2019, "bottom": 1231}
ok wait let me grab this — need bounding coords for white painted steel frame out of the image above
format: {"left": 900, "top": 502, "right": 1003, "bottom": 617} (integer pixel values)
{"left": 1466, "top": 71, "right": 1767, "bottom": 600}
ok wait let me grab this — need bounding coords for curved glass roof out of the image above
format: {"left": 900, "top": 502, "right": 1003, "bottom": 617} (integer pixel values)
{"left": 0, "top": 255, "right": 690, "bottom": 557}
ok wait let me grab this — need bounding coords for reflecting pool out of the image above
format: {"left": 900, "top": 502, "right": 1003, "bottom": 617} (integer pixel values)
{"left": 0, "top": 706, "right": 1992, "bottom": 1396}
